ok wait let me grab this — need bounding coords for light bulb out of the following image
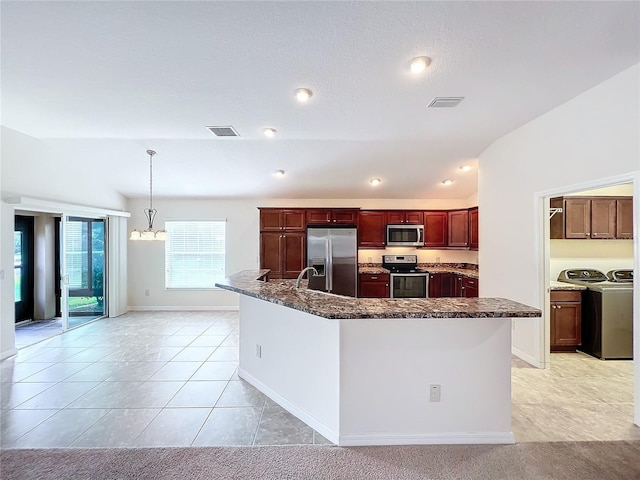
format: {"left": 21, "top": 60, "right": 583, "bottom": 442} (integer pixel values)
{"left": 369, "top": 178, "right": 381, "bottom": 186}
{"left": 459, "top": 165, "right": 472, "bottom": 172}
{"left": 442, "top": 179, "right": 453, "bottom": 186}
{"left": 410, "top": 56, "right": 431, "bottom": 74}
{"left": 264, "top": 128, "right": 277, "bottom": 138}
{"left": 295, "top": 88, "right": 313, "bottom": 103}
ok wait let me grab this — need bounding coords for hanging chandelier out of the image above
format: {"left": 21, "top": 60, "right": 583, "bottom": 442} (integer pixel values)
{"left": 129, "top": 149, "right": 166, "bottom": 241}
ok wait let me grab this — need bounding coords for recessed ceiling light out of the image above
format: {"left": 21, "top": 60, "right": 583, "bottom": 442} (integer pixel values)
{"left": 442, "top": 179, "right": 453, "bottom": 186}
{"left": 459, "top": 165, "right": 472, "bottom": 172}
{"left": 295, "top": 88, "right": 313, "bottom": 103}
{"left": 274, "top": 169, "right": 285, "bottom": 177}
{"left": 369, "top": 178, "right": 381, "bottom": 186}
{"left": 264, "top": 128, "right": 277, "bottom": 138}
{"left": 410, "top": 56, "right": 431, "bottom": 74}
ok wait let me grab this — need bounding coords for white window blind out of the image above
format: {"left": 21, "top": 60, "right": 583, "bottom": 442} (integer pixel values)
{"left": 165, "top": 220, "right": 226, "bottom": 289}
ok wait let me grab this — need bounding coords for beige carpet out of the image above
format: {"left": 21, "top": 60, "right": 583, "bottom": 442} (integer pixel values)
{"left": 2, "top": 441, "right": 639, "bottom": 480}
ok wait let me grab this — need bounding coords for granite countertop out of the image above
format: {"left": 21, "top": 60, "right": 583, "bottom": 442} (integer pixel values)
{"left": 216, "top": 270, "right": 540, "bottom": 320}
{"left": 550, "top": 280, "right": 587, "bottom": 291}
{"left": 358, "top": 264, "right": 479, "bottom": 279}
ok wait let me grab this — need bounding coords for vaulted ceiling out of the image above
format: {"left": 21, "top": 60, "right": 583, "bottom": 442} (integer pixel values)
{"left": 2, "top": 1, "right": 639, "bottom": 199}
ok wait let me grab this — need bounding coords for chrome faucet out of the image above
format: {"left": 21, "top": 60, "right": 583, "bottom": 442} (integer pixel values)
{"left": 296, "top": 266, "right": 319, "bottom": 289}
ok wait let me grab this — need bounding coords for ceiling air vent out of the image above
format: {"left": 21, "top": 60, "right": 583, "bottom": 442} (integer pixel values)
{"left": 206, "top": 126, "right": 240, "bottom": 137}
{"left": 427, "top": 97, "right": 464, "bottom": 108}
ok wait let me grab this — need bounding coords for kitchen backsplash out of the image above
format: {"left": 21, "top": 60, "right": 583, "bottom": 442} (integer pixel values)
{"left": 359, "top": 262, "right": 478, "bottom": 270}
{"left": 358, "top": 248, "right": 478, "bottom": 265}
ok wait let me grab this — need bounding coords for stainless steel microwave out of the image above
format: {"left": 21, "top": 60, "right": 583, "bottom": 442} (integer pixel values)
{"left": 386, "top": 224, "right": 424, "bottom": 247}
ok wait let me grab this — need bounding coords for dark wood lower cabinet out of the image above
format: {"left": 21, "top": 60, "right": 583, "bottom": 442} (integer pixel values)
{"left": 550, "top": 290, "right": 582, "bottom": 352}
{"left": 260, "top": 232, "right": 305, "bottom": 279}
{"left": 429, "top": 272, "right": 475, "bottom": 298}
{"left": 461, "top": 277, "right": 478, "bottom": 297}
{"left": 359, "top": 273, "right": 389, "bottom": 298}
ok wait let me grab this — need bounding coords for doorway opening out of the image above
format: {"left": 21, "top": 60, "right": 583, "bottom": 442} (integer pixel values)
{"left": 13, "top": 212, "right": 108, "bottom": 349}
{"left": 511, "top": 178, "right": 637, "bottom": 442}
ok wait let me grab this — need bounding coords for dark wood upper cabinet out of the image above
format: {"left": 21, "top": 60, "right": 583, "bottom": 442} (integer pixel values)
{"left": 387, "top": 211, "right": 424, "bottom": 225}
{"left": 564, "top": 198, "right": 591, "bottom": 239}
{"left": 551, "top": 196, "right": 631, "bottom": 240}
{"left": 306, "top": 209, "right": 359, "bottom": 225}
{"left": 447, "top": 210, "right": 469, "bottom": 247}
{"left": 468, "top": 207, "right": 479, "bottom": 250}
{"left": 423, "top": 211, "right": 448, "bottom": 248}
{"left": 358, "top": 211, "right": 387, "bottom": 248}
{"left": 259, "top": 208, "right": 305, "bottom": 232}
{"left": 590, "top": 198, "right": 616, "bottom": 239}
{"left": 616, "top": 198, "right": 633, "bottom": 239}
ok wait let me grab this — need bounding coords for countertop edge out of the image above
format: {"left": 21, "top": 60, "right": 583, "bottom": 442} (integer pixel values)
{"left": 216, "top": 271, "right": 541, "bottom": 320}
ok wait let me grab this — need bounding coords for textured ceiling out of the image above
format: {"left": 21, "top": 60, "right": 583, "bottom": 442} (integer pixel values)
{"left": 2, "top": 1, "right": 639, "bottom": 199}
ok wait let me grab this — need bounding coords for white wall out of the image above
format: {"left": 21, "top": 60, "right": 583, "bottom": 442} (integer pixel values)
{"left": 127, "top": 198, "right": 259, "bottom": 309}
{"left": 479, "top": 63, "right": 640, "bottom": 368}
{"left": 550, "top": 240, "right": 633, "bottom": 280}
{"left": 127, "top": 197, "right": 480, "bottom": 309}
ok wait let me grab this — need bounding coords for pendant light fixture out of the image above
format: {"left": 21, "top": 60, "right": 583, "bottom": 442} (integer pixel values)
{"left": 129, "top": 149, "right": 166, "bottom": 241}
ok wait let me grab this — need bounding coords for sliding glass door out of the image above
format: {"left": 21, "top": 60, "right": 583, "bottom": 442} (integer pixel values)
{"left": 61, "top": 216, "right": 107, "bottom": 330}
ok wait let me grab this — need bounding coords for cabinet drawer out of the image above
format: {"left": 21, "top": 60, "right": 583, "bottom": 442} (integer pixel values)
{"left": 359, "top": 273, "right": 389, "bottom": 282}
{"left": 462, "top": 277, "right": 477, "bottom": 287}
{"left": 550, "top": 290, "right": 582, "bottom": 302}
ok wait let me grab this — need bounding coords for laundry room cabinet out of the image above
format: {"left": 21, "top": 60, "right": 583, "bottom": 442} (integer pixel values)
{"left": 550, "top": 290, "right": 582, "bottom": 352}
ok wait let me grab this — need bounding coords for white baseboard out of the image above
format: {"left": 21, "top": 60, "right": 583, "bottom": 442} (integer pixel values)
{"left": 338, "top": 432, "right": 515, "bottom": 446}
{"left": 238, "top": 368, "right": 340, "bottom": 445}
{"left": 127, "top": 306, "right": 239, "bottom": 312}
{"left": 0, "top": 348, "right": 18, "bottom": 361}
{"left": 512, "top": 347, "right": 543, "bottom": 368}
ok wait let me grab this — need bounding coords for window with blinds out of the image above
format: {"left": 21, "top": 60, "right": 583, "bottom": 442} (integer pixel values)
{"left": 164, "top": 220, "right": 226, "bottom": 289}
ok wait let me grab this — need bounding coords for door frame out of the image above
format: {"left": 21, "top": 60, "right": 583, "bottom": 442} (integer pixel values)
{"left": 535, "top": 171, "right": 639, "bottom": 426}
{"left": 14, "top": 215, "right": 35, "bottom": 323}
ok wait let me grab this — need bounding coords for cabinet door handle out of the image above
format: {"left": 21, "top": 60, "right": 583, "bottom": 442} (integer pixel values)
{"left": 371, "top": 276, "right": 378, "bottom": 280}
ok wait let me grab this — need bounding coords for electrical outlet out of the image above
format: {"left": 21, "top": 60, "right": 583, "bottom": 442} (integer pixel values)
{"left": 144, "top": 289, "right": 150, "bottom": 297}
{"left": 367, "top": 256, "right": 372, "bottom": 263}
{"left": 429, "top": 384, "right": 441, "bottom": 402}
{"left": 435, "top": 256, "right": 441, "bottom": 263}
{"left": 256, "top": 344, "right": 262, "bottom": 358}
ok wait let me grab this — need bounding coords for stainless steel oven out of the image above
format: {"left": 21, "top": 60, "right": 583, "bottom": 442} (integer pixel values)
{"left": 383, "top": 254, "right": 429, "bottom": 298}
{"left": 390, "top": 272, "right": 428, "bottom": 298}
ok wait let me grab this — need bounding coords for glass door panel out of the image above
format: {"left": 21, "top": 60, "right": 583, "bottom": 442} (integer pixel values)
{"left": 62, "top": 217, "right": 106, "bottom": 329}
{"left": 14, "top": 216, "right": 35, "bottom": 323}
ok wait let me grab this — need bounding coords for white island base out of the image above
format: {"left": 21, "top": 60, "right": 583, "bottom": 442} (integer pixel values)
{"left": 237, "top": 295, "right": 515, "bottom": 446}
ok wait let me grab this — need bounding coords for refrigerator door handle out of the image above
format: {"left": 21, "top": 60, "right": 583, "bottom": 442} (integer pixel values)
{"left": 327, "top": 236, "right": 333, "bottom": 292}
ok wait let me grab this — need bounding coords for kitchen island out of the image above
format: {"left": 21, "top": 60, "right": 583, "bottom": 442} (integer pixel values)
{"left": 216, "top": 270, "right": 540, "bottom": 446}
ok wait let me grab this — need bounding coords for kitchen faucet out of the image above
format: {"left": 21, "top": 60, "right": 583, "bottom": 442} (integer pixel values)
{"left": 295, "top": 266, "right": 319, "bottom": 289}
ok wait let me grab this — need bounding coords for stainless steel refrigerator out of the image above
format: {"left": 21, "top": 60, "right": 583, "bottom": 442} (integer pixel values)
{"left": 307, "top": 226, "right": 357, "bottom": 297}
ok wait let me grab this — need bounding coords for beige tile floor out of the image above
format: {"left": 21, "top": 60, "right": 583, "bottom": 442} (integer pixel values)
{"left": 512, "top": 351, "right": 638, "bottom": 442}
{"left": 1, "top": 311, "right": 638, "bottom": 448}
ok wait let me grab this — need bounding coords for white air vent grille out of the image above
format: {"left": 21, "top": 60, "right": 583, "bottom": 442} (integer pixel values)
{"left": 206, "top": 126, "right": 240, "bottom": 137}
{"left": 427, "top": 97, "right": 464, "bottom": 108}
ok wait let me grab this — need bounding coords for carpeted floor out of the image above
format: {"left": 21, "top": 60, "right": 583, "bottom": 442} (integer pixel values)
{"left": 2, "top": 441, "right": 639, "bottom": 480}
